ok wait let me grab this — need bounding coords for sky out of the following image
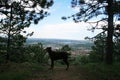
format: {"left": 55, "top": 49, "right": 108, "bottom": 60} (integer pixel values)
{"left": 26, "top": 0, "right": 102, "bottom": 40}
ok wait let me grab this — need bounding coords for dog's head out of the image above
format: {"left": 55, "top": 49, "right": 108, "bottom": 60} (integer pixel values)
{"left": 45, "top": 47, "right": 52, "bottom": 52}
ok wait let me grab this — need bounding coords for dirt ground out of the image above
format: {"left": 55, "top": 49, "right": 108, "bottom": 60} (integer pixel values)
{"left": 29, "top": 65, "right": 83, "bottom": 80}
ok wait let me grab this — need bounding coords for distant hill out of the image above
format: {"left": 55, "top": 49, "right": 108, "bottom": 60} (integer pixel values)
{"left": 26, "top": 38, "right": 94, "bottom": 50}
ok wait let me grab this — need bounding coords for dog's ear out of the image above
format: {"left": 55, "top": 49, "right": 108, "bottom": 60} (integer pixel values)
{"left": 46, "top": 47, "right": 52, "bottom": 50}
{"left": 48, "top": 47, "right": 52, "bottom": 50}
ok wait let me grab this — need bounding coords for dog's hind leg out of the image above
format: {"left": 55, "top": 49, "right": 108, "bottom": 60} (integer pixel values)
{"left": 63, "top": 59, "right": 69, "bottom": 70}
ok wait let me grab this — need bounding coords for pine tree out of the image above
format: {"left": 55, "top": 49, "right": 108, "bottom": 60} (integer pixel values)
{"left": 62, "top": 0, "right": 120, "bottom": 64}
{"left": 0, "top": 0, "right": 53, "bottom": 62}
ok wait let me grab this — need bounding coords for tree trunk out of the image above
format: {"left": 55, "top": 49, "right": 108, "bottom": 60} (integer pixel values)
{"left": 106, "top": 0, "right": 114, "bottom": 64}
{"left": 6, "top": 5, "right": 13, "bottom": 62}
{"left": 6, "top": 30, "right": 10, "bottom": 62}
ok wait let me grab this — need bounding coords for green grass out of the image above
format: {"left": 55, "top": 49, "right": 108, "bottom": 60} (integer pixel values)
{"left": 79, "top": 63, "right": 120, "bottom": 80}
{"left": 0, "top": 71, "right": 29, "bottom": 80}
{"left": 0, "top": 62, "right": 44, "bottom": 80}
{"left": 0, "top": 61, "right": 120, "bottom": 80}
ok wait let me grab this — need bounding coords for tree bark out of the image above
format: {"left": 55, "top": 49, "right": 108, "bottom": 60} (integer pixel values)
{"left": 6, "top": 29, "right": 10, "bottom": 62}
{"left": 6, "top": 5, "right": 12, "bottom": 62}
{"left": 106, "top": 0, "right": 114, "bottom": 64}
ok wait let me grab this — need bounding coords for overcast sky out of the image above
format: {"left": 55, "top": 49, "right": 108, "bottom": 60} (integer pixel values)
{"left": 26, "top": 0, "right": 102, "bottom": 40}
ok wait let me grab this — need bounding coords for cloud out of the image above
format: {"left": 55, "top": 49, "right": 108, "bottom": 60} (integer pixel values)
{"left": 26, "top": 22, "right": 102, "bottom": 40}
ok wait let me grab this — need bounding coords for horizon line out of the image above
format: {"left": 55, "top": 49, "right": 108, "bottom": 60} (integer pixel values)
{"left": 27, "top": 37, "right": 88, "bottom": 41}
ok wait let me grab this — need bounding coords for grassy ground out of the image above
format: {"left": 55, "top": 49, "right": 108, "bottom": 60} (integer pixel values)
{"left": 79, "top": 63, "right": 120, "bottom": 80}
{"left": 0, "top": 62, "right": 120, "bottom": 80}
{"left": 27, "top": 65, "right": 83, "bottom": 80}
{"left": 0, "top": 62, "right": 43, "bottom": 80}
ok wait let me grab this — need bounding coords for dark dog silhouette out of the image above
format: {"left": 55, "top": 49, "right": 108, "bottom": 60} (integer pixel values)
{"left": 45, "top": 47, "right": 70, "bottom": 70}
